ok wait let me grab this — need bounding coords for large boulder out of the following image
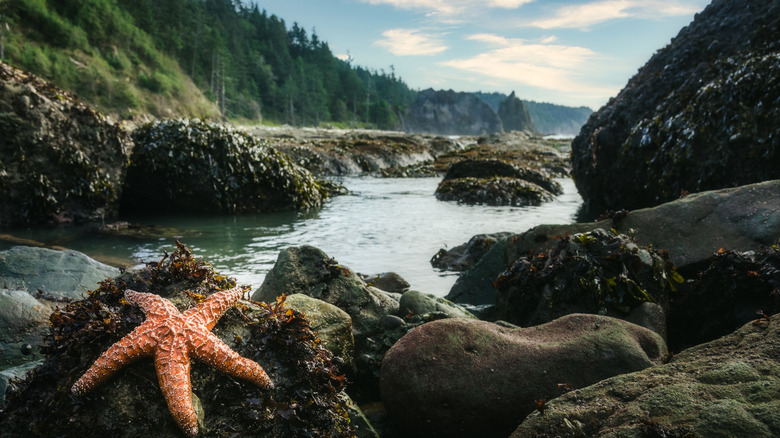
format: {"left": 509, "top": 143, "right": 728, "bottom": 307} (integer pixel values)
{"left": 0, "top": 61, "right": 132, "bottom": 226}
{"left": 497, "top": 91, "right": 535, "bottom": 132}
{"left": 441, "top": 159, "right": 562, "bottom": 195}
{"left": 512, "top": 312, "right": 780, "bottom": 437}
{"left": 403, "top": 89, "right": 503, "bottom": 135}
{"left": 122, "top": 119, "right": 330, "bottom": 214}
{"left": 380, "top": 314, "right": 667, "bottom": 438}
{"left": 0, "top": 242, "right": 355, "bottom": 437}
{"left": 435, "top": 176, "right": 554, "bottom": 206}
{"left": 571, "top": 0, "right": 780, "bottom": 216}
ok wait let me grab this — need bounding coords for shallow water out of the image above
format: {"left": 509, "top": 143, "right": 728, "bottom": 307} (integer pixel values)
{"left": 1, "top": 177, "right": 582, "bottom": 296}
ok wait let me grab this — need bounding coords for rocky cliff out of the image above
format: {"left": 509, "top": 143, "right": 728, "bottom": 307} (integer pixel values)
{"left": 571, "top": 0, "right": 780, "bottom": 216}
{"left": 497, "top": 91, "right": 535, "bottom": 132}
{"left": 403, "top": 89, "right": 503, "bottom": 135}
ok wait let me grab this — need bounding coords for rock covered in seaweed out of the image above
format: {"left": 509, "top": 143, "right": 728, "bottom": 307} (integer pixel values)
{"left": 571, "top": 0, "right": 780, "bottom": 216}
{"left": 494, "top": 229, "right": 679, "bottom": 337}
{"left": 122, "top": 119, "right": 334, "bottom": 214}
{"left": 381, "top": 314, "right": 667, "bottom": 438}
{"left": 0, "top": 242, "right": 355, "bottom": 438}
{"left": 0, "top": 61, "right": 132, "bottom": 226}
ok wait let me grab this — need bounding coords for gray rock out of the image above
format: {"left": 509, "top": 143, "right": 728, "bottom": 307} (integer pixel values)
{"left": 0, "top": 289, "right": 56, "bottom": 368}
{"left": 398, "top": 290, "right": 475, "bottom": 321}
{"left": 435, "top": 176, "right": 555, "bottom": 207}
{"left": 512, "top": 312, "right": 780, "bottom": 437}
{"left": 362, "top": 272, "right": 410, "bottom": 293}
{"left": 431, "top": 232, "right": 513, "bottom": 272}
{"left": 0, "top": 246, "right": 119, "bottom": 300}
{"left": 284, "top": 294, "right": 354, "bottom": 369}
{"left": 497, "top": 91, "right": 535, "bottom": 132}
{"left": 381, "top": 314, "right": 667, "bottom": 438}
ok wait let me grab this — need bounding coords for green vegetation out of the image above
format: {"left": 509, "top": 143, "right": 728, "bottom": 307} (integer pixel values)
{"left": 0, "top": 0, "right": 416, "bottom": 128}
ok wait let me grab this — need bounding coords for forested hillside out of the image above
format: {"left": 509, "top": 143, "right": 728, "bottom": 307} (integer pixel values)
{"left": 0, "top": 0, "right": 416, "bottom": 128}
{"left": 474, "top": 91, "right": 593, "bottom": 136}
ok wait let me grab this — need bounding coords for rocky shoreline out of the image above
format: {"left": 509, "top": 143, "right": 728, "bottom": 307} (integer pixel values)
{"left": 1, "top": 179, "right": 779, "bottom": 436}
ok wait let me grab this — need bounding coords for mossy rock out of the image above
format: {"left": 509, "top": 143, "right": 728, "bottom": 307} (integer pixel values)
{"left": 435, "top": 176, "right": 555, "bottom": 206}
{"left": 122, "top": 119, "right": 333, "bottom": 214}
{"left": 0, "top": 242, "right": 355, "bottom": 437}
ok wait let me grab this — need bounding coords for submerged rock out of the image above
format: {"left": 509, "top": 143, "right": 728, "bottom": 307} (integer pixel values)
{"left": 571, "top": 0, "right": 780, "bottom": 215}
{"left": 0, "top": 61, "right": 132, "bottom": 226}
{"left": 0, "top": 242, "right": 354, "bottom": 437}
{"left": 122, "top": 119, "right": 333, "bottom": 214}
{"left": 381, "top": 314, "right": 667, "bottom": 438}
{"left": 512, "top": 312, "right": 780, "bottom": 437}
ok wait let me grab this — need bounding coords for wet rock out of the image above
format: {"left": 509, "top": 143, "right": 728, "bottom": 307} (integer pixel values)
{"left": 0, "top": 246, "right": 120, "bottom": 301}
{"left": 0, "top": 242, "right": 354, "bottom": 437}
{"left": 494, "top": 229, "right": 678, "bottom": 338}
{"left": 0, "top": 61, "right": 132, "bottom": 226}
{"left": 0, "top": 289, "right": 56, "bottom": 368}
{"left": 284, "top": 294, "right": 354, "bottom": 369}
{"left": 398, "top": 290, "right": 475, "bottom": 321}
{"left": 403, "top": 89, "right": 503, "bottom": 135}
{"left": 122, "top": 119, "right": 332, "bottom": 214}
{"left": 512, "top": 312, "right": 780, "bottom": 437}
{"left": 435, "top": 176, "right": 555, "bottom": 207}
{"left": 0, "top": 360, "right": 41, "bottom": 405}
{"left": 497, "top": 91, "right": 535, "bottom": 132}
{"left": 431, "top": 232, "right": 513, "bottom": 272}
{"left": 252, "top": 245, "right": 400, "bottom": 400}
{"left": 571, "top": 0, "right": 780, "bottom": 216}
{"left": 362, "top": 272, "right": 410, "bottom": 293}
{"left": 380, "top": 314, "right": 667, "bottom": 438}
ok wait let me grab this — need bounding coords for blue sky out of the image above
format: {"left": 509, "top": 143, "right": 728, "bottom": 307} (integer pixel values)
{"left": 253, "top": 0, "right": 711, "bottom": 110}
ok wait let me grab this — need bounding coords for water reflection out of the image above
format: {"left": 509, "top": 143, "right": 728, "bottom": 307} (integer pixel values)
{"left": 0, "top": 177, "right": 582, "bottom": 297}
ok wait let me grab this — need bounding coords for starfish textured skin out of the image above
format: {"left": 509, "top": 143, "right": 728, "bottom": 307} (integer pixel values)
{"left": 72, "top": 286, "right": 274, "bottom": 436}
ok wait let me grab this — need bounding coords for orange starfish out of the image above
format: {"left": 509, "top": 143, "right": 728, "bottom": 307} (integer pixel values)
{"left": 72, "top": 286, "right": 273, "bottom": 436}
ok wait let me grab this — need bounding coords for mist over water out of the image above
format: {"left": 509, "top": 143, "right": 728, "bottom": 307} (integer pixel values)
{"left": 2, "top": 177, "right": 582, "bottom": 297}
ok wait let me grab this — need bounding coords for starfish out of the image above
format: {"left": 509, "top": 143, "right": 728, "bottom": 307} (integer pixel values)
{"left": 72, "top": 286, "right": 273, "bottom": 436}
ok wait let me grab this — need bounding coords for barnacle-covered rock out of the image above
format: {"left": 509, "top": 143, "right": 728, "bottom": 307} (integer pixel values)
{"left": 572, "top": 0, "right": 780, "bottom": 216}
{"left": 122, "top": 119, "right": 334, "bottom": 214}
{"left": 494, "top": 229, "right": 679, "bottom": 337}
{"left": 0, "top": 61, "right": 132, "bottom": 226}
{"left": 0, "top": 242, "right": 356, "bottom": 437}
{"left": 435, "top": 176, "right": 555, "bottom": 207}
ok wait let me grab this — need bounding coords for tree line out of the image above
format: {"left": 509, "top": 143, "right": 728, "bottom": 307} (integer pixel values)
{"left": 0, "top": 0, "right": 417, "bottom": 129}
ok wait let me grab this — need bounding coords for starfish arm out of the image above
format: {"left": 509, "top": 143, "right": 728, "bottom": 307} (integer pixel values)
{"left": 183, "top": 286, "right": 243, "bottom": 330}
{"left": 189, "top": 330, "right": 274, "bottom": 389}
{"left": 71, "top": 323, "right": 158, "bottom": 395}
{"left": 156, "top": 341, "right": 199, "bottom": 437}
{"left": 126, "top": 289, "right": 181, "bottom": 319}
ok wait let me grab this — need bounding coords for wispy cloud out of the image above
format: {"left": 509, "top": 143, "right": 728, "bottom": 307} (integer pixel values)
{"left": 440, "top": 34, "right": 618, "bottom": 98}
{"left": 529, "top": 0, "right": 703, "bottom": 29}
{"left": 375, "top": 28, "right": 448, "bottom": 56}
{"left": 361, "top": 0, "right": 535, "bottom": 17}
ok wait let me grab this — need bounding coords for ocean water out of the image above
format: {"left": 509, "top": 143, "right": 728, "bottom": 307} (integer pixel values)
{"left": 1, "top": 176, "right": 582, "bottom": 297}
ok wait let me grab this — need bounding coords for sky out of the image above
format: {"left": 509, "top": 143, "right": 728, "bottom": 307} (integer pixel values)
{"left": 253, "top": 0, "right": 711, "bottom": 110}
